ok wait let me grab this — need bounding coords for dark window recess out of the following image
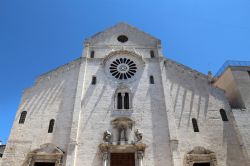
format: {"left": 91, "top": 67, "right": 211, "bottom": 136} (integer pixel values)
{"left": 150, "top": 50, "right": 155, "bottom": 58}
{"left": 220, "top": 109, "right": 228, "bottom": 121}
{"left": 248, "top": 71, "right": 250, "bottom": 77}
{"left": 192, "top": 118, "right": 199, "bottom": 132}
{"left": 117, "top": 35, "right": 128, "bottom": 43}
{"left": 91, "top": 76, "right": 96, "bottom": 85}
{"left": 117, "top": 93, "right": 122, "bottom": 109}
{"left": 34, "top": 163, "right": 56, "bottom": 166}
{"left": 19, "top": 111, "right": 27, "bottom": 124}
{"left": 150, "top": 76, "right": 154, "bottom": 84}
{"left": 124, "top": 93, "right": 130, "bottom": 109}
{"left": 90, "top": 51, "right": 95, "bottom": 58}
{"left": 48, "top": 119, "right": 55, "bottom": 133}
{"left": 193, "top": 163, "right": 210, "bottom": 166}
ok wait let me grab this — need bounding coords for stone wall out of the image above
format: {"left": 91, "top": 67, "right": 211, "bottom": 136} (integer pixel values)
{"left": 163, "top": 59, "right": 248, "bottom": 166}
{"left": 1, "top": 59, "right": 81, "bottom": 166}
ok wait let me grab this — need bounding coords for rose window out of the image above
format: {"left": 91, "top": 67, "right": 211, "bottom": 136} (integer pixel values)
{"left": 109, "top": 58, "right": 137, "bottom": 80}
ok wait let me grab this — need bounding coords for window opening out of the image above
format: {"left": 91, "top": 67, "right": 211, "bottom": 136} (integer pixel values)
{"left": 124, "top": 93, "right": 129, "bottom": 109}
{"left": 117, "top": 93, "right": 123, "bottom": 109}
{"left": 91, "top": 76, "right": 96, "bottom": 85}
{"left": 117, "top": 35, "right": 128, "bottom": 43}
{"left": 90, "top": 51, "right": 95, "bottom": 58}
{"left": 192, "top": 118, "right": 199, "bottom": 132}
{"left": 150, "top": 75, "right": 154, "bottom": 84}
{"left": 220, "top": 109, "right": 228, "bottom": 121}
{"left": 19, "top": 111, "right": 27, "bottom": 124}
{"left": 150, "top": 50, "right": 155, "bottom": 58}
{"left": 117, "top": 92, "right": 130, "bottom": 109}
{"left": 48, "top": 119, "right": 55, "bottom": 133}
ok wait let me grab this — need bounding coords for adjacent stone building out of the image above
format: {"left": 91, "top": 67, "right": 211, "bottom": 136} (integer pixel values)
{"left": 1, "top": 23, "right": 250, "bottom": 166}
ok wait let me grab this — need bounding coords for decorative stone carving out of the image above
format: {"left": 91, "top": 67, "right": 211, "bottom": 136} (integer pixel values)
{"left": 135, "top": 129, "right": 143, "bottom": 142}
{"left": 137, "top": 150, "right": 145, "bottom": 166}
{"left": 184, "top": 147, "right": 218, "bottom": 166}
{"left": 112, "top": 117, "right": 134, "bottom": 143}
{"left": 23, "top": 143, "right": 64, "bottom": 166}
{"left": 187, "top": 146, "right": 213, "bottom": 154}
{"left": 103, "top": 130, "right": 112, "bottom": 143}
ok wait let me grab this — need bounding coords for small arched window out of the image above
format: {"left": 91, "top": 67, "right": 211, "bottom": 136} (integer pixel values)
{"left": 19, "top": 111, "right": 27, "bottom": 124}
{"left": 150, "top": 50, "right": 155, "bottom": 58}
{"left": 192, "top": 118, "right": 199, "bottom": 132}
{"left": 48, "top": 119, "right": 55, "bottom": 133}
{"left": 91, "top": 76, "right": 96, "bottom": 85}
{"left": 220, "top": 109, "right": 228, "bottom": 121}
{"left": 150, "top": 75, "right": 154, "bottom": 84}
{"left": 90, "top": 51, "right": 95, "bottom": 58}
{"left": 116, "top": 92, "right": 130, "bottom": 109}
{"left": 124, "top": 93, "right": 129, "bottom": 109}
{"left": 117, "top": 93, "right": 122, "bottom": 109}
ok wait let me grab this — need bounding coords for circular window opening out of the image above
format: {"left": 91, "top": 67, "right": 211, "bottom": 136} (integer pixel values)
{"left": 109, "top": 58, "right": 137, "bottom": 80}
{"left": 117, "top": 35, "right": 128, "bottom": 43}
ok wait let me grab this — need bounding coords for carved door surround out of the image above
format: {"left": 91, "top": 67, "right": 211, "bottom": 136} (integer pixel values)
{"left": 24, "top": 143, "right": 64, "bottom": 166}
{"left": 100, "top": 117, "right": 146, "bottom": 166}
{"left": 184, "top": 146, "right": 217, "bottom": 166}
{"left": 99, "top": 143, "right": 146, "bottom": 166}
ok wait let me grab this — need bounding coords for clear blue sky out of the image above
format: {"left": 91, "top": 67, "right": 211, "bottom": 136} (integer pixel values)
{"left": 0, "top": 0, "right": 250, "bottom": 144}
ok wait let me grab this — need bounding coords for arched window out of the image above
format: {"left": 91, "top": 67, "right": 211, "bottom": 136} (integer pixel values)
{"left": 192, "top": 118, "right": 199, "bottom": 132}
{"left": 117, "top": 93, "right": 122, "bottom": 109}
{"left": 19, "top": 111, "right": 27, "bottom": 124}
{"left": 117, "top": 92, "right": 130, "bottom": 109}
{"left": 91, "top": 76, "right": 96, "bottom": 85}
{"left": 90, "top": 51, "right": 95, "bottom": 58}
{"left": 150, "top": 50, "right": 155, "bottom": 58}
{"left": 220, "top": 109, "right": 228, "bottom": 121}
{"left": 115, "top": 86, "right": 132, "bottom": 110}
{"left": 48, "top": 119, "right": 55, "bottom": 133}
{"left": 124, "top": 93, "right": 129, "bottom": 109}
{"left": 150, "top": 75, "right": 154, "bottom": 84}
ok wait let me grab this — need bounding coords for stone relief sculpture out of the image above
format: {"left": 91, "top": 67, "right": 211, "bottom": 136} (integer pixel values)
{"left": 184, "top": 146, "right": 217, "bottom": 166}
{"left": 103, "top": 130, "right": 112, "bottom": 143}
{"left": 112, "top": 117, "right": 134, "bottom": 144}
{"left": 135, "top": 129, "right": 143, "bottom": 142}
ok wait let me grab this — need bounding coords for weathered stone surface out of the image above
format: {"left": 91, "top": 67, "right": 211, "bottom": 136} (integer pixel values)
{"left": 1, "top": 23, "right": 249, "bottom": 166}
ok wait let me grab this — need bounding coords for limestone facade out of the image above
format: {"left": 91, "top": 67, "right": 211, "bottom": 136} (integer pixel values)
{"left": 1, "top": 23, "right": 249, "bottom": 166}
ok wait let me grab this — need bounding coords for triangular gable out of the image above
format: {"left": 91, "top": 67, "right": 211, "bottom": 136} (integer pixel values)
{"left": 85, "top": 22, "right": 161, "bottom": 46}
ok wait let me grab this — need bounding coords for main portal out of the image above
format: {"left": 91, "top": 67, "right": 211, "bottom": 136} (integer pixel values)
{"left": 110, "top": 153, "right": 135, "bottom": 166}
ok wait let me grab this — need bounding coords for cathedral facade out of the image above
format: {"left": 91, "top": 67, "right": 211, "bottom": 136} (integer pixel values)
{"left": 1, "top": 23, "right": 250, "bottom": 166}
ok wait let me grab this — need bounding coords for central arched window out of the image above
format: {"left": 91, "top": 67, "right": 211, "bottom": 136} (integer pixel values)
{"left": 117, "top": 92, "right": 130, "bottom": 109}
{"left": 115, "top": 86, "right": 132, "bottom": 110}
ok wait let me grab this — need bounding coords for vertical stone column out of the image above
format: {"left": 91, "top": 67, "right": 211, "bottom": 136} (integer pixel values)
{"left": 121, "top": 92, "right": 125, "bottom": 109}
{"left": 99, "top": 143, "right": 109, "bottom": 166}
{"left": 102, "top": 152, "right": 108, "bottom": 166}
{"left": 137, "top": 151, "right": 144, "bottom": 166}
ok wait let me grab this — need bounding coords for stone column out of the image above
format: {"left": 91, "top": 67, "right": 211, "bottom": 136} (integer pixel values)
{"left": 137, "top": 151, "right": 144, "bottom": 166}
{"left": 102, "top": 152, "right": 108, "bottom": 166}
{"left": 121, "top": 92, "right": 125, "bottom": 109}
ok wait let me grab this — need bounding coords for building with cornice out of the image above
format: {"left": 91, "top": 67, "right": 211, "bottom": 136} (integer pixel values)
{"left": 1, "top": 23, "right": 250, "bottom": 166}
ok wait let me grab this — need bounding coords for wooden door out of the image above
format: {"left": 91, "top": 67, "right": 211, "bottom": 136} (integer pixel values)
{"left": 110, "top": 153, "right": 135, "bottom": 166}
{"left": 193, "top": 163, "right": 210, "bottom": 166}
